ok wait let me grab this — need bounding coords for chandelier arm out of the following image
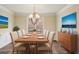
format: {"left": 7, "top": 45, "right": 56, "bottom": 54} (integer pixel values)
{"left": 29, "top": 5, "right": 40, "bottom": 27}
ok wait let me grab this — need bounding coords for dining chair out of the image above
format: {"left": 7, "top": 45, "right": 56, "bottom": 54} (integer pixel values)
{"left": 48, "top": 31, "right": 55, "bottom": 53}
{"left": 37, "top": 31, "right": 55, "bottom": 54}
{"left": 45, "top": 30, "right": 49, "bottom": 40}
{"left": 10, "top": 31, "right": 26, "bottom": 54}
{"left": 21, "top": 29, "right": 27, "bottom": 35}
{"left": 43, "top": 29, "right": 47, "bottom": 35}
{"left": 17, "top": 30, "right": 23, "bottom": 37}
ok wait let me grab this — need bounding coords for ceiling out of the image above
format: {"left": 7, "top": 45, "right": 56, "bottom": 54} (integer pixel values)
{"left": 0, "top": 4, "right": 67, "bottom": 15}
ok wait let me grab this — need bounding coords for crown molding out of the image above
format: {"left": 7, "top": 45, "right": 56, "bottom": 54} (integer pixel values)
{"left": 56, "top": 4, "right": 75, "bottom": 15}
{"left": 41, "top": 13, "right": 56, "bottom": 16}
{"left": 15, "top": 12, "right": 56, "bottom": 16}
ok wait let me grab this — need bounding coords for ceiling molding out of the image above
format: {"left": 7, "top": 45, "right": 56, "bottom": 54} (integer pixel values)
{"left": 41, "top": 13, "right": 56, "bottom": 16}
{"left": 56, "top": 4, "right": 75, "bottom": 15}
{"left": 15, "top": 12, "right": 56, "bottom": 16}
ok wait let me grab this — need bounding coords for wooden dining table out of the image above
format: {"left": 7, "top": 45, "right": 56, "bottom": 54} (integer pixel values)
{"left": 15, "top": 32, "right": 48, "bottom": 44}
{"left": 15, "top": 32, "right": 48, "bottom": 53}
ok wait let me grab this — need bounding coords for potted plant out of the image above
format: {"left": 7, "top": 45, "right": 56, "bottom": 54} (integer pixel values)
{"left": 33, "top": 29, "right": 36, "bottom": 32}
{"left": 32, "top": 29, "right": 37, "bottom": 34}
{"left": 32, "top": 29, "right": 37, "bottom": 32}
{"left": 13, "top": 26, "right": 20, "bottom": 31}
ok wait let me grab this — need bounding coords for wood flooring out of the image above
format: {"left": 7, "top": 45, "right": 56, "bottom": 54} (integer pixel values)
{"left": 0, "top": 41, "right": 69, "bottom": 54}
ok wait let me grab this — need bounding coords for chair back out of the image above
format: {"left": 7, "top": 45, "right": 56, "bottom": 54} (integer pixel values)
{"left": 45, "top": 30, "right": 49, "bottom": 39}
{"left": 43, "top": 29, "right": 47, "bottom": 35}
{"left": 48, "top": 31, "right": 55, "bottom": 47}
{"left": 10, "top": 31, "right": 18, "bottom": 48}
{"left": 22, "top": 29, "right": 26, "bottom": 35}
{"left": 17, "top": 30, "right": 23, "bottom": 37}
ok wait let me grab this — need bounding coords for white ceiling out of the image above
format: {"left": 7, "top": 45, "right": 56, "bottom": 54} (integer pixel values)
{"left": 0, "top": 4, "right": 67, "bottom": 15}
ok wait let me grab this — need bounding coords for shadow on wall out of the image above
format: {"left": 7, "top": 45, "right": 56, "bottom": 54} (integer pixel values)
{"left": 0, "top": 29, "right": 11, "bottom": 48}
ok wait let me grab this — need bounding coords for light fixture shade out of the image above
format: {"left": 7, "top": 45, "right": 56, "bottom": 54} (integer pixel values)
{"left": 29, "top": 12, "right": 40, "bottom": 25}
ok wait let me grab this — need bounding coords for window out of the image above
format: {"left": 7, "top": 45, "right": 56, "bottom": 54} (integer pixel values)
{"left": 28, "top": 18, "right": 43, "bottom": 33}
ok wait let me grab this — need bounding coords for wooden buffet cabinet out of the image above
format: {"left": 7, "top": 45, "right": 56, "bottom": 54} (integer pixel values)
{"left": 58, "top": 32, "right": 77, "bottom": 53}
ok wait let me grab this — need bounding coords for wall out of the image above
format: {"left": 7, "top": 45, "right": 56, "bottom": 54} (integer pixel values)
{"left": 14, "top": 15, "right": 28, "bottom": 32}
{"left": 14, "top": 14, "right": 56, "bottom": 32}
{"left": 57, "top": 5, "right": 79, "bottom": 53}
{"left": 0, "top": 5, "right": 14, "bottom": 48}
{"left": 43, "top": 15, "right": 56, "bottom": 31}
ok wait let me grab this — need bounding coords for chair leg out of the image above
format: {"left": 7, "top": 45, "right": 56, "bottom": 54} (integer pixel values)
{"left": 50, "top": 47, "right": 53, "bottom": 54}
{"left": 12, "top": 50, "right": 14, "bottom": 54}
{"left": 36, "top": 43, "right": 38, "bottom": 53}
{"left": 17, "top": 50, "right": 18, "bottom": 54}
{"left": 49, "top": 50, "right": 50, "bottom": 54}
{"left": 50, "top": 50, "right": 52, "bottom": 54}
{"left": 26, "top": 48, "right": 27, "bottom": 53}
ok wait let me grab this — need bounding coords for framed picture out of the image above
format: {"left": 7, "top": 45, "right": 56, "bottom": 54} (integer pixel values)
{"left": 0, "top": 15, "right": 8, "bottom": 28}
{"left": 62, "top": 12, "right": 77, "bottom": 28}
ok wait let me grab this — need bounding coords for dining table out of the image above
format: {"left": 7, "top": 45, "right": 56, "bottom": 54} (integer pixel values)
{"left": 15, "top": 32, "right": 48, "bottom": 53}
{"left": 15, "top": 32, "right": 48, "bottom": 43}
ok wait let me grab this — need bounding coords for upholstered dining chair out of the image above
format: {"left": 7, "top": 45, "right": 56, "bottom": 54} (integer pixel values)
{"left": 37, "top": 31, "right": 55, "bottom": 54}
{"left": 10, "top": 31, "right": 26, "bottom": 54}
{"left": 21, "top": 29, "right": 27, "bottom": 35}
{"left": 45, "top": 30, "right": 49, "bottom": 40}
{"left": 17, "top": 30, "right": 23, "bottom": 37}
{"left": 48, "top": 31, "right": 55, "bottom": 53}
{"left": 43, "top": 29, "right": 47, "bottom": 35}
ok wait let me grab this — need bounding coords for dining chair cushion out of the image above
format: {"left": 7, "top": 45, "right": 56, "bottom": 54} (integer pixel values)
{"left": 14, "top": 43, "right": 25, "bottom": 47}
{"left": 38, "top": 43, "right": 50, "bottom": 51}
{"left": 29, "top": 45, "right": 36, "bottom": 48}
{"left": 14, "top": 45, "right": 26, "bottom": 51}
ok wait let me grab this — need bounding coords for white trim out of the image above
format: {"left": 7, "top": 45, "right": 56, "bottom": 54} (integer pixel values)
{"left": 40, "top": 13, "right": 56, "bottom": 16}
{"left": 56, "top": 4, "right": 75, "bottom": 15}
{"left": 26, "top": 17, "right": 29, "bottom": 33}
{"left": 42, "top": 16, "right": 45, "bottom": 33}
{"left": 15, "top": 12, "right": 56, "bottom": 16}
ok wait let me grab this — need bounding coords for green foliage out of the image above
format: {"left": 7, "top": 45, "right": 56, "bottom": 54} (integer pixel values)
{"left": 13, "top": 26, "right": 20, "bottom": 31}
{"left": 32, "top": 29, "right": 36, "bottom": 32}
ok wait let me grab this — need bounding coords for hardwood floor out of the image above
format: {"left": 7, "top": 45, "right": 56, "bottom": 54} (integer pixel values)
{"left": 0, "top": 41, "right": 69, "bottom": 54}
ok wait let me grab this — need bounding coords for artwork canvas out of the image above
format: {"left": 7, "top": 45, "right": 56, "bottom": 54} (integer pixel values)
{"left": 62, "top": 12, "right": 77, "bottom": 28}
{"left": 0, "top": 15, "right": 8, "bottom": 28}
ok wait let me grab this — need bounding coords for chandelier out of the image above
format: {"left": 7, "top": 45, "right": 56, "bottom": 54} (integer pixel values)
{"left": 29, "top": 5, "right": 40, "bottom": 25}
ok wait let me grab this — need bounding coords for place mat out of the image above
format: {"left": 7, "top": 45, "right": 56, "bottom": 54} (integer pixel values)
{"left": 27, "top": 34, "right": 32, "bottom": 36}
{"left": 37, "top": 36, "right": 45, "bottom": 39}
{"left": 37, "top": 34, "right": 43, "bottom": 36}
{"left": 22, "top": 36, "right": 29, "bottom": 39}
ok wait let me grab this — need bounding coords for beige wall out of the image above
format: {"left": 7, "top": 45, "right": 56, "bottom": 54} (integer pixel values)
{"left": 57, "top": 5, "right": 79, "bottom": 53}
{"left": 57, "top": 5, "right": 79, "bottom": 31}
{"left": 43, "top": 15, "right": 56, "bottom": 31}
{"left": 0, "top": 5, "right": 14, "bottom": 48}
{"left": 14, "top": 15, "right": 56, "bottom": 32}
{"left": 14, "top": 15, "right": 28, "bottom": 31}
